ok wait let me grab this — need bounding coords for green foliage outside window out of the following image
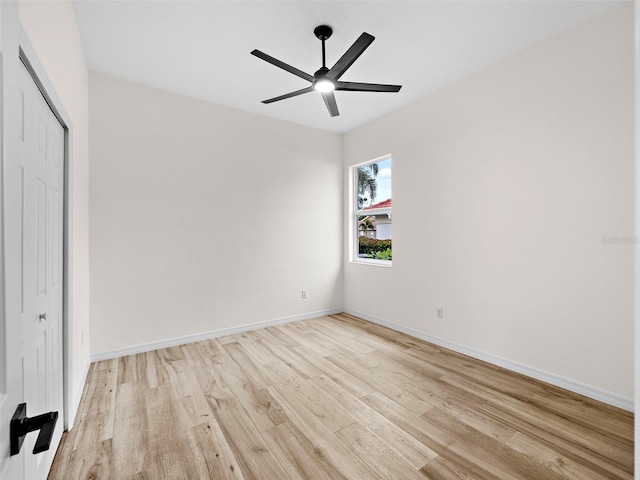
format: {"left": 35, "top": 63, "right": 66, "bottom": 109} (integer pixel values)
{"left": 358, "top": 237, "right": 392, "bottom": 259}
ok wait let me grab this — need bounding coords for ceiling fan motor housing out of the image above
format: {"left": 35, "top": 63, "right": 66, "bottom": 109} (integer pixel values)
{"left": 314, "top": 67, "right": 329, "bottom": 79}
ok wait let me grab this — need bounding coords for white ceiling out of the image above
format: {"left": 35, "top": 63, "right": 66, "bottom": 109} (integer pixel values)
{"left": 73, "top": 1, "right": 620, "bottom": 134}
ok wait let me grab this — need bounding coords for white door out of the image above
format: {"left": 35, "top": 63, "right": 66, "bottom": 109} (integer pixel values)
{"left": 16, "top": 59, "right": 65, "bottom": 479}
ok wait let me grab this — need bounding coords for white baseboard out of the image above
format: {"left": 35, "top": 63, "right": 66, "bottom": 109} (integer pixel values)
{"left": 66, "top": 356, "right": 91, "bottom": 429}
{"left": 344, "top": 308, "right": 634, "bottom": 412}
{"left": 90, "top": 306, "right": 633, "bottom": 412}
{"left": 91, "top": 308, "right": 343, "bottom": 362}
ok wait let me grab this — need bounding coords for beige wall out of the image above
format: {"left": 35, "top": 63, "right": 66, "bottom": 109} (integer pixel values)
{"left": 19, "top": 0, "right": 91, "bottom": 419}
{"left": 89, "top": 72, "right": 343, "bottom": 354}
{"left": 17, "top": 1, "right": 634, "bottom": 414}
{"left": 344, "top": 5, "right": 634, "bottom": 403}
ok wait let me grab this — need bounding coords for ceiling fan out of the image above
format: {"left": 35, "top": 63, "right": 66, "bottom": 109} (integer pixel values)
{"left": 251, "top": 25, "right": 402, "bottom": 117}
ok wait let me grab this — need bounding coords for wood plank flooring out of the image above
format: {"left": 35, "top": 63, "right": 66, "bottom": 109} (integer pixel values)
{"left": 48, "top": 313, "right": 634, "bottom": 479}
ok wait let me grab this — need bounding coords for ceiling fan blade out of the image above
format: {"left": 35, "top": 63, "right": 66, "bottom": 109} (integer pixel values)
{"left": 321, "top": 91, "right": 339, "bottom": 117}
{"left": 336, "top": 81, "right": 402, "bottom": 93}
{"left": 251, "top": 49, "right": 315, "bottom": 83}
{"left": 262, "top": 86, "right": 315, "bottom": 104}
{"left": 326, "top": 32, "right": 374, "bottom": 81}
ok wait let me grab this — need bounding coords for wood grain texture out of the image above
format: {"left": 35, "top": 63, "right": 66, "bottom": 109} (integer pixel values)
{"left": 49, "top": 314, "right": 634, "bottom": 479}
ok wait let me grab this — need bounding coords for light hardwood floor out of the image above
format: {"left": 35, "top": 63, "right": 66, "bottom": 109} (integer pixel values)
{"left": 49, "top": 313, "right": 634, "bottom": 479}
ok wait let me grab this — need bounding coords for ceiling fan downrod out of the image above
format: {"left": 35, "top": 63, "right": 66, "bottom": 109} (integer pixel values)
{"left": 314, "top": 25, "right": 333, "bottom": 76}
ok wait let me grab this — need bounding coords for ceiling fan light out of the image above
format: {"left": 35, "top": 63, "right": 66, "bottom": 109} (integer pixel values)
{"left": 314, "top": 79, "right": 335, "bottom": 93}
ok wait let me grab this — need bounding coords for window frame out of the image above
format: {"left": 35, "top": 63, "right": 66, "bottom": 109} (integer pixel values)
{"left": 350, "top": 155, "right": 393, "bottom": 267}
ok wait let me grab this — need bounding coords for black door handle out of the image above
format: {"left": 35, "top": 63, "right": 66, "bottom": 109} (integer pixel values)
{"left": 10, "top": 403, "right": 58, "bottom": 456}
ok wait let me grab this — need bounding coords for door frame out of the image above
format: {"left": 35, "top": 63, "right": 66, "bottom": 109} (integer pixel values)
{"left": 18, "top": 27, "right": 75, "bottom": 431}
{"left": 0, "top": 0, "right": 75, "bottom": 456}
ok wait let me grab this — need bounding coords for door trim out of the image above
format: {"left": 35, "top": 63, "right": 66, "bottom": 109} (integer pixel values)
{"left": 16, "top": 27, "right": 74, "bottom": 431}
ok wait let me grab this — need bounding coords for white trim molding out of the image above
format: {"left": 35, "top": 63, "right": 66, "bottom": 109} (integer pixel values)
{"left": 91, "top": 308, "right": 343, "bottom": 362}
{"left": 67, "top": 358, "right": 90, "bottom": 429}
{"left": 17, "top": 26, "right": 77, "bottom": 431}
{"left": 344, "top": 309, "right": 634, "bottom": 412}
{"left": 91, "top": 306, "right": 633, "bottom": 412}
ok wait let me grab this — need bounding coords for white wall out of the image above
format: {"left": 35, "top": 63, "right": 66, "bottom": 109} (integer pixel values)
{"left": 19, "top": 0, "right": 91, "bottom": 421}
{"left": 344, "top": 5, "right": 634, "bottom": 404}
{"left": 21, "top": 0, "right": 632, "bottom": 416}
{"left": 89, "top": 73, "right": 343, "bottom": 354}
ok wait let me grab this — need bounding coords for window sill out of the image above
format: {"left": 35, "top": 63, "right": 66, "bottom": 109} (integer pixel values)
{"left": 351, "top": 258, "right": 392, "bottom": 267}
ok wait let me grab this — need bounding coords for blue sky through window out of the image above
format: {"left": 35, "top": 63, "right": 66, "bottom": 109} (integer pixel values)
{"left": 360, "top": 158, "right": 391, "bottom": 208}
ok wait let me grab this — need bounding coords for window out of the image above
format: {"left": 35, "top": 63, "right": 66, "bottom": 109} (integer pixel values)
{"left": 352, "top": 156, "right": 392, "bottom": 265}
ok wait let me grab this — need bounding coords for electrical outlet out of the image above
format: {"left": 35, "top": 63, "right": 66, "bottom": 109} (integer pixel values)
{"left": 302, "top": 290, "right": 307, "bottom": 299}
{"left": 437, "top": 308, "right": 443, "bottom": 319}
